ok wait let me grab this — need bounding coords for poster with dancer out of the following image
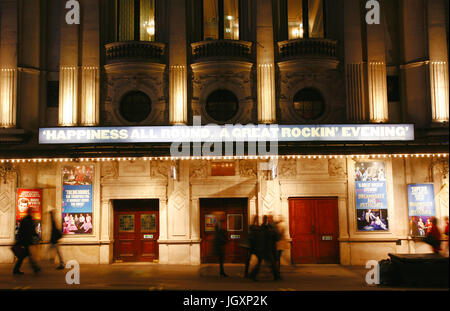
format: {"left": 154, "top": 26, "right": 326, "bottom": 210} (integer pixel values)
{"left": 407, "top": 184, "right": 435, "bottom": 237}
{"left": 62, "top": 165, "right": 94, "bottom": 234}
{"left": 355, "top": 161, "right": 389, "bottom": 231}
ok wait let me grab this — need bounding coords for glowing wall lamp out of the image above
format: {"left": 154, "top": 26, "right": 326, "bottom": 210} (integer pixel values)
{"left": 257, "top": 64, "right": 276, "bottom": 124}
{"left": 59, "top": 67, "right": 78, "bottom": 126}
{"left": 81, "top": 66, "right": 99, "bottom": 126}
{"left": 0, "top": 69, "right": 17, "bottom": 128}
{"left": 169, "top": 65, "right": 187, "bottom": 125}
{"left": 367, "top": 62, "right": 388, "bottom": 123}
{"left": 430, "top": 61, "right": 449, "bottom": 123}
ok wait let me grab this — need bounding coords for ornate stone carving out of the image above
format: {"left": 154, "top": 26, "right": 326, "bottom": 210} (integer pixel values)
{"left": 0, "top": 191, "right": 12, "bottom": 213}
{"left": 151, "top": 160, "right": 169, "bottom": 179}
{"left": 101, "top": 161, "right": 118, "bottom": 179}
{"left": 239, "top": 160, "right": 257, "bottom": 178}
{"left": 328, "top": 158, "right": 346, "bottom": 178}
{"left": 190, "top": 161, "right": 208, "bottom": 178}
{"left": 279, "top": 159, "right": 297, "bottom": 178}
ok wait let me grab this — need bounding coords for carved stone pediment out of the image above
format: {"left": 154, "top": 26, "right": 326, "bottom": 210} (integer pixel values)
{"left": 328, "top": 158, "right": 346, "bottom": 178}
{"left": 151, "top": 160, "right": 169, "bottom": 179}
{"left": 101, "top": 161, "right": 118, "bottom": 179}
{"left": 190, "top": 161, "right": 208, "bottom": 178}
{"left": 279, "top": 159, "right": 297, "bottom": 178}
{"left": 239, "top": 160, "right": 257, "bottom": 178}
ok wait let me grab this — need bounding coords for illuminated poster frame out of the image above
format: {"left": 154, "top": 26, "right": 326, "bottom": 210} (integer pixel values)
{"left": 407, "top": 184, "right": 436, "bottom": 237}
{"left": 355, "top": 161, "right": 389, "bottom": 232}
{"left": 61, "top": 165, "right": 94, "bottom": 235}
{"left": 16, "top": 189, "right": 42, "bottom": 239}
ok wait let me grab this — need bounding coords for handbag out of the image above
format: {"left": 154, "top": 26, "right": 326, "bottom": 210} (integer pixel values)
{"left": 11, "top": 244, "right": 27, "bottom": 258}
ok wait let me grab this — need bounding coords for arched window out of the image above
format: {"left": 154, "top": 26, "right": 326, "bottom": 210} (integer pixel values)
{"left": 119, "top": 91, "right": 152, "bottom": 123}
{"left": 293, "top": 88, "right": 325, "bottom": 120}
{"left": 117, "top": 0, "right": 156, "bottom": 41}
{"left": 203, "top": 0, "right": 239, "bottom": 40}
{"left": 287, "top": 0, "right": 324, "bottom": 39}
{"left": 206, "top": 89, "right": 239, "bottom": 122}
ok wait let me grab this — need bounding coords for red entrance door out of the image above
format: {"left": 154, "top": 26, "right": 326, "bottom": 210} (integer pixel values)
{"left": 114, "top": 200, "right": 159, "bottom": 262}
{"left": 289, "top": 198, "right": 339, "bottom": 264}
{"left": 200, "top": 198, "right": 248, "bottom": 263}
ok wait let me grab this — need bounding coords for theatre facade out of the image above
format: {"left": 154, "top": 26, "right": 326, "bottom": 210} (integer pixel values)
{"left": 0, "top": 0, "right": 449, "bottom": 266}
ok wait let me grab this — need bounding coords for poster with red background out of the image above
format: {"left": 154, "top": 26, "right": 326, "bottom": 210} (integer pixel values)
{"left": 16, "top": 189, "right": 42, "bottom": 237}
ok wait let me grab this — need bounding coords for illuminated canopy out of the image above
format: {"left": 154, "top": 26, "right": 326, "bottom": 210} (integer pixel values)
{"left": 39, "top": 124, "right": 415, "bottom": 144}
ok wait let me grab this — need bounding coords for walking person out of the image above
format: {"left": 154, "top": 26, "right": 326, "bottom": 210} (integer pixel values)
{"left": 244, "top": 216, "right": 260, "bottom": 278}
{"left": 424, "top": 217, "right": 441, "bottom": 254}
{"left": 50, "top": 211, "right": 65, "bottom": 270}
{"left": 12, "top": 208, "right": 41, "bottom": 275}
{"left": 249, "top": 215, "right": 280, "bottom": 281}
{"left": 213, "top": 219, "right": 228, "bottom": 277}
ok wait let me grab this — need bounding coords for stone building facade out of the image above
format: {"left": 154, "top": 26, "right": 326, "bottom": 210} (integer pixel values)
{"left": 0, "top": 0, "right": 449, "bottom": 265}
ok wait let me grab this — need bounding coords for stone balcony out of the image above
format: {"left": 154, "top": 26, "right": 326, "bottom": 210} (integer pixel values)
{"left": 277, "top": 38, "right": 339, "bottom": 70}
{"left": 105, "top": 41, "right": 166, "bottom": 64}
{"left": 191, "top": 40, "right": 254, "bottom": 63}
{"left": 278, "top": 38, "right": 338, "bottom": 60}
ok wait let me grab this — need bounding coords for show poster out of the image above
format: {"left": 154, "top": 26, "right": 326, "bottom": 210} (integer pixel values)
{"left": 355, "top": 161, "right": 389, "bottom": 231}
{"left": 62, "top": 165, "right": 94, "bottom": 234}
{"left": 16, "top": 189, "right": 42, "bottom": 238}
{"left": 407, "top": 184, "right": 436, "bottom": 237}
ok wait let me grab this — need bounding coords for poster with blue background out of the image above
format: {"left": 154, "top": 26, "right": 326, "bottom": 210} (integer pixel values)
{"left": 62, "top": 165, "right": 94, "bottom": 234}
{"left": 407, "top": 184, "right": 435, "bottom": 237}
{"left": 355, "top": 161, "right": 389, "bottom": 231}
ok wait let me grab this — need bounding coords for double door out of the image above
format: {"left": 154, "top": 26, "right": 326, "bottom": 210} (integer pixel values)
{"left": 114, "top": 200, "right": 159, "bottom": 262}
{"left": 289, "top": 198, "right": 339, "bottom": 264}
{"left": 200, "top": 198, "right": 248, "bottom": 263}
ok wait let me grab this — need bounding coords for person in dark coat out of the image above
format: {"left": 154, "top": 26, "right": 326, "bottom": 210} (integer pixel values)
{"left": 50, "top": 211, "right": 65, "bottom": 270}
{"left": 425, "top": 217, "right": 441, "bottom": 254}
{"left": 213, "top": 219, "right": 228, "bottom": 277}
{"left": 13, "top": 208, "right": 41, "bottom": 275}
{"left": 249, "top": 215, "right": 280, "bottom": 281}
{"left": 244, "top": 216, "right": 260, "bottom": 278}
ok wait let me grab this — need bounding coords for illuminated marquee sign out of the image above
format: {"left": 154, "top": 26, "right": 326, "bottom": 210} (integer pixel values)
{"left": 39, "top": 124, "right": 414, "bottom": 144}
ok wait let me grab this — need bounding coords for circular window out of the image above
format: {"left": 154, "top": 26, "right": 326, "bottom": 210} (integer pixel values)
{"left": 293, "top": 88, "right": 325, "bottom": 120}
{"left": 206, "top": 89, "right": 239, "bottom": 122}
{"left": 119, "top": 91, "right": 152, "bottom": 123}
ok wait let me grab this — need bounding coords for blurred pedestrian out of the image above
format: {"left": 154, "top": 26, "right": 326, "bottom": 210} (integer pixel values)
{"left": 12, "top": 208, "right": 41, "bottom": 275}
{"left": 249, "top": 215, "right": 280, "bottom": 281}
{"left": 50, "top": 211, "right": 65, "bottom": 270}
{"left": 267, "top": 215, "right": 282, "bottom": 276}
{"left": 213, "top": 219, "right": 228, "bottom": 277}
{"left": 244, "top": 216, "right": 259, "bottom": 278}
{"left": 424, "top": 217, "right": 441, "bottom": 254}
{"left": 444, "top": 216, "right": 449, "bottom": 237}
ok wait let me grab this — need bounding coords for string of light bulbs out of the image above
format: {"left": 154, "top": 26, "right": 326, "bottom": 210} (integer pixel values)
{"left": 0, "top": 153, "right": 448, "bottom": 164}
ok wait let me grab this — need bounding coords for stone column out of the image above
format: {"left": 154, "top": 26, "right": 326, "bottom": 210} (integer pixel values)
{"left": 99, "top": 199, "right": 112, "bottom": 264}
{"left": 80, "top": 0, "right": 100, "bottom": 126}
{"left": 256, "top": 0, "right": 276, "bottom": 124}
{"left": 0, "top": 0, "right": 18, "bottom": 128}
{"left": 427, "top": 0, "right": 449, "bottom": 123}
{"left": 344, "top": 0, "right": 367, "bottom": 122}
{"left": 365, "top": 1, "right": 388, "bottom": 122}
{"left": 190, "top": 198, "right": 200, "bottom": 240}
{"left": 399, "top": 0, "right": 430, "bottom": 127}
{"left": 169, "top": 0, "right": 188, "bottom": 124}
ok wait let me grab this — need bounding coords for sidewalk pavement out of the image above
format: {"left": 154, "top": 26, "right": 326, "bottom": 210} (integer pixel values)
{"left": 0, "top": 261, "right": 447, "bottom": 291}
